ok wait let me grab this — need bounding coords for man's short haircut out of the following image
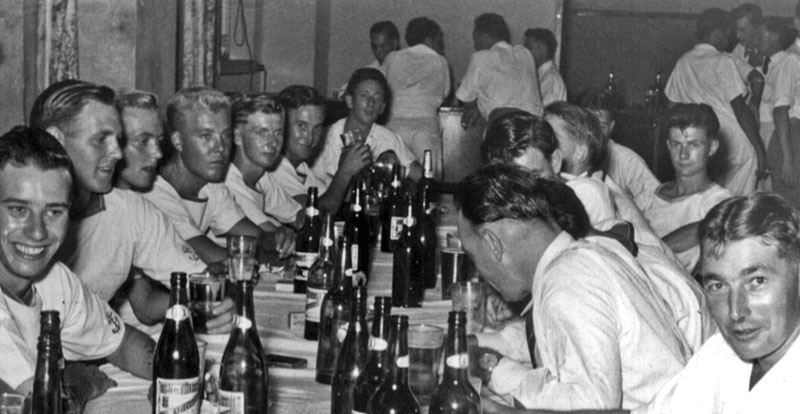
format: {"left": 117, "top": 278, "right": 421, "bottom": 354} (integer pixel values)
{"left": 731, "top": 3, "right": 763, "bottom": 26}
{"left": 455, "top": 163, "right": 556, "bottom": 228}
{"left": 544, "top": 101, "right": 608, "bottom": 174}
{"left": 762, "top": 18, "right": 798, "bottom": 51}
{"left": 0, "top": 126, "right": 73, "bottom": 176}
{"left": 405, "top": 17, "right": 442, "bottom": 47}
{"left": 29, "top": 79, "right": 115, "bottom": 134}
{"left": 664, "top": 103, "right": 720, "bottom": 141}
{"left": 474, "top": 13, "right": 511, "bottom": 43}
{"left": 370, "top": 21, "right": 400, "bottom": 41}
{"left": 276, "top": 85, "right": 325, "bottom": 113}
{"left": 165, "top": 86, "right": 230, "bottom": 136}
{"left": 699, "top": 193, "right": 800, "bottom": 264}
{"left": 344, "top": 67, "right": 391, "bottom": 103}
{"left": 524, "top": 28, "right": 558, "bottom": 60}
{"left": 482, "top": 110, "right": 558, "bottom": 164}
{"left": 576, "top": 88, "right": 618, "bottom": 121}
{"left": 232, "top": 93, "right": 282, "bottom": 127}
{"left": 796, "top": 0, "right": 800, "bottom": 18}
{"left": 114, "top": 88, "right": 159, "bottom": 113}
{"left": 696, "top": 8, "right": 734, "bottom": 42}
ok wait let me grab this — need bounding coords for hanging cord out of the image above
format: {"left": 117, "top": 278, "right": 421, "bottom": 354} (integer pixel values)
{"left": 231, "top": 0, "right": 256, "bottom": 91}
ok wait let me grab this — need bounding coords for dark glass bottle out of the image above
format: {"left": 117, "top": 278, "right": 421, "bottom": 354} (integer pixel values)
{"left": 429, "top": 311, "right": 481, "bottom": 414}
{"left": 33, "top": 311, "right": 63, "bottom": 414}
{"left": 392, "top": 191, "right": 423, "bottom": 308}
{"left": 218, "top": 280, "right": 269, "bottom": 413}
{"left": 295, "top": 186, "right": 322, "bottom": 293}
{"left": 315, "top": 236, "right": 354, "bottom": 384}
{"left": 304, "top": 213, "right": 336, "bottom": 340}
{"left": 346, "top": 180, "right": 371, "bottom": 281}
{"left": 153, "top": 272, "right": 201, "bottom": 414}
{"left": 331, "top": 284, "right": 370, "bottom": 414}
{"left": 380, "top": 165, "right": 404, "bottom": 253}
{"left": 365, "top": 315, "right": 420, "bottom": 414}
{"left": 353, "top": 297, "right": 392, "bottom": 414}
{"left": 416, "top": 150, "right": 438, "bottom": 289}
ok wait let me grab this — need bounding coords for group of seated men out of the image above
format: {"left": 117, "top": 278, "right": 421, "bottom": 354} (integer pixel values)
{"left": 0, "top": 5, "right": 797, "bottom": 414}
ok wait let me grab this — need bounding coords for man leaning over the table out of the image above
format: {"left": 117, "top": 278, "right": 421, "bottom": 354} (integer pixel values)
{"left": 483, "top": 192, "right": 800, "bottom": 414}
{"left": 455, "top": 164, "right": 690, "bottom": 410}
{"left": 0, "top": 126, "right": 153, "bottom": 408}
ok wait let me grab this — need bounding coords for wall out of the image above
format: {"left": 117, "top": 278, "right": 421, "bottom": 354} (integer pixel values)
{"left": 78, "top": 0, "right": 137, "bottom": 88}
{"left": 0, "top": 1, "right": 25, "bottom": 128}
{"left": 570, "top": 0, "right": 796, "bottom": 15}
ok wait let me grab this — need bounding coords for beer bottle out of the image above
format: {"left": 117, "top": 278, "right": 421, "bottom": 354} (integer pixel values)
{"left": 33, "top": 311, "right": 63, "bottom": 414}
{"left": 416, "top": 150, "right": 438, "bottom": 289}
{"left": 304, "top": 213, "right": 336, "bottom": 340}
{"left": 392, "top": 191, "right": 423, "bottom": 307}
{"left": 295, "top": 187, "right": 322, "bottom": 293}
{"left": 315, "top": 236, "right": 354, "bottom": 384}
{"left": 346, "top": 180, "right": 371, "bottom": 281}
{"left": 365, "top": 315, "right": 420, "bottom": 414}
{"left": 153, "top": 272, "right": 201, "bottom": 414}
{"left": 331, "top": 284, "right": 370, "bottom": 414}
{"left": 380, "top": 165, "right": 404, "bottom": 253}
{"left": 353, "top": 297, "right": 392, "bottom": 413}
{"left": 429, "top": 311, "right": 480, "bottom": 414}
{"left": 218, "top": 280, "right": 269, "bottom": 413}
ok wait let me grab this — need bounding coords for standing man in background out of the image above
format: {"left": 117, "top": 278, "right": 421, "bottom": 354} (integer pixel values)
{"left": 524, "top": 28, "right": 567, "bottom": 106}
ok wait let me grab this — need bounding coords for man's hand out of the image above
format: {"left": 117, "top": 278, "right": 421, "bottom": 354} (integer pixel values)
{"left": 777, "top": 157, "right": 799, "bottom": 187}
{"left": 205, "top": 260, "right": 228, "bottom": 275}
{"left": 485, "top": 289, "right": 515, "bottom": 328}
{"left": 755, "top": 157, "right": 771, "bottom": 181}
{"left": 64, "top": 363, "right": 117, "bottom": 406}
{"left": 205, "top": 297, "right": 236, "bottom": 334}
{"left": 338, "top": 143, "right": 372, "bottom": 179}
{"left": 273, "top": 226, "right": 296, "bottom": 257}
{"left": 461, "top": 105, "right": 482, "bottom": 129}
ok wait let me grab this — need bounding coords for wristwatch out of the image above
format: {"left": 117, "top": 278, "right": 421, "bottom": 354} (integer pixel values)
{"left": 478, "top": 352, "right": 501, "bottom": 385}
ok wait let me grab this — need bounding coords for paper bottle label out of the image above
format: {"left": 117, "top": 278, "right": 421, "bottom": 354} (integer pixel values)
{"left": 305, "top": 287, "right": 327, "bottom": 323}
{"left": 305, "top": 206, "right": 319, "bottom": 218}
{"left": 351, "top": 245, "right": 360, "bottom": 269}
{"left": 396, "top": 355, "right": 409, "bottom": 368}
{"left": 390, "top": 216, "right": 403, "bottom": 240}
{"left": 446, "top": 353, "right": 469, "bottom": 368}
{"left": 155, "top": 376, "right": 201, "bottom": 414}
{"left": 165, "top": 305, "right": 190, "bottom": 322}
{"left": 218, "top": 390, "right": 245, "bottom": 414}
{"left": 296, "top": 252, "right": 318, "bottom": 270}
{"left": 368, "top": 337, "right": 388, "bottom": 351}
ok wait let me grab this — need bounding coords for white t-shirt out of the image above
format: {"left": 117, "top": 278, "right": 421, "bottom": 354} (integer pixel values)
{"left": 456, "top": 41, "right": 544, "bottom": 119}
{"left": 635, "top": 333, "right": 800, "bottom": 414}
{"left": 759, "top": 51, "right": 800, "bottom": 122}
{"left": 0, "top": 263, "right": 125, "bottom": 390}
{"left": 224, "top": 164, "right": 282, "bottom": 227}
{"left": 384, "top": 44, "right": 450, "bottom": 120}
{"left": 560, "top": 172, "right": 617, "bottom": 225}
{"left": 262, "top": 156, "right": 327, "bottom": 200}
{"left": 310, "top": 118, "right": 417, "bottom": 188}
{"left": 254, "top": 163, "right": 305, "bottom": 224}
{"left": 606, "top": 140, "right": 661, "bottom": 211}
{"left": 143, "top": 176, "right": 246, "bottom": 243}
{"left": 538, "top": 60, "right": 567, "bottom": 106}
{"left": 58, "top": 188, "right": 205, "bottom": 301}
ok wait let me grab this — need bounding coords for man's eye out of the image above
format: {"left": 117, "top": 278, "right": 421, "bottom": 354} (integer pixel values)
{"left": 7, "top": 206, "right": 26, "bottom": 217}
{"left": 750, "top": 276, "right": 767, "bottom": 287}
{"left": 46, "top": 209, "right": 66, "bottom": 219}
{"left": 704, "top": 282, "right": 724, "bottom": 292}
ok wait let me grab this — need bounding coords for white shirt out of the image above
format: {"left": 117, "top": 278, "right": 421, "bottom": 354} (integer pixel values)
{"left": 730, "top": 43, "right": 758, "bottom": 82}
{"left": 606, "top": 140, "right": 661, "bottom": 211}
{"left": 537, "top": 60, "right": 567, "bottom": 106}
{"left": 635, "top": 332, "right": 800, "bottom": 414}
{"left": 759, "top": 51, "right": 800, "bottom": 122}
{"left": 254, "top": 163, "right": 304, "bottom": 224}
{"left": 143, "top": 176, "right": 246, "bottom": 242}
{"left": 487, "top": 232, "right": 689, "bottom": 410}
{"left": 456, "top": 41, "right": 544, "bottom": 119}
{"left": 788, "top": 38, "right": 800, "bottom": 57}
{"left": 561, "top": 172, "right": 617, "bottom": 225}
{"left": 224, "top": 164, "right": 282, "bottom": 226}
{"left": 384, "top": 44, "right": 450, "bottom": 119}
{"left": 265, "top": 156, "right": 328, "bottom": 201}
{"left": 58, "top": 188, "right": 205, "bottom": 301}
{"left": 310, "top": 118, "right": 417, "bottom": 188}
{"left": 0, "top": 263, "right": 125, "bottom": 390}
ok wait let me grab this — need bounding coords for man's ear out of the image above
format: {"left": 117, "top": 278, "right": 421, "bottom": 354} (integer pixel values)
{"left": 573, "top": 144, "right": 589, "bottom": 166}
{"left": 480, "top": 228, "right": 504, "bottom": 263}
{"left": 609, "top": 120, "right": 617, "bottom": 135}
{"left": 345, "top": 94, "right": 354, "bottom": 111}
{"left": 170, "top": 131, "right": 183, "bottom": 153}
{"left": 46, "top": 126, "right": 65, "bottom": 145}
{"left": 233, "top": 127, "right": 244, "bottom": 147}
{"left": 709, "top": 138, "right": 719, "bottom": 157}
{"left": 550, "top": 148, "right": 564, "bottom": 174}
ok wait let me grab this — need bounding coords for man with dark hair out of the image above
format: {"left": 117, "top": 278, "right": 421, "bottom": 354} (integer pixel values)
{"left": 0, "top": 126, "right": 153, "bottom": 406}
{"left": 369, "top": 20, "right": 400, "bottom": 67}
{"left": 457, "top": 163, "right": 689, "bottom": 410}
{"left": 524, "top": 28, "right": 566, "bottom": 105}
{"left": 791, "top": 1, "right": 800, "bottom": 56}
{"left": 384, "top": 16, "right": 450, "bottom": 179}
{"left": 456, "top": 13, "right": 543, "bottom": 128}
{"left": 666, "top": 8, "right": 768, "bottom": 196}
{"left": 731, "top": 3, "right": 765, "bottom": 70}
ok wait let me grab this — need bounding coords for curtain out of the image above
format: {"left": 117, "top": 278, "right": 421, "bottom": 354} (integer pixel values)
{"left": 36, "top": 0, "right": 79, "bottom": 90}
{"left": 178, "top": 0, "right": 218, "bottom": 88}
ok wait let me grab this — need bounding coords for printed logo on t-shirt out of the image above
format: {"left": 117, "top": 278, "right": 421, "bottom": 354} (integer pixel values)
{"left": 105, "top": 311, "right": 122, "bottom": 334}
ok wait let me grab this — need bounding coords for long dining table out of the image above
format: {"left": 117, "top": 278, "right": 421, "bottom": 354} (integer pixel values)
{"left": 84, "top": 196, "right": 463, "bottom": 414}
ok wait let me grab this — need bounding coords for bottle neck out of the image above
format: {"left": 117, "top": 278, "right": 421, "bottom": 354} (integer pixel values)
{"left": 423, "top": 151, "right": 433, "bottom": 179}
{"left": 237, "top": 281, "right": 255, "bottom": 320}
{"left": 388, "top": 322, "right": 410, "bottom": 386}
{"left": 318, "top": 215, "right": 335, "bottom": 257}
{"left": 169, "top": 275, "right": 188, "bottom": 307}
{"left": 442, "top": 319, "right": 470, "bottom": 383}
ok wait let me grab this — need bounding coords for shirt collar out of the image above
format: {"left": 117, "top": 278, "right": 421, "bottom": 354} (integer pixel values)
{"left": 492, "top": 41, "right": 512, "bottom": 50}
{"left": 538, "top": 60, "right": 555, "bottom": 76}
{"left": 522, "top": 231, "right": 575, "bottom": 314}
{"left": 694, "top": 43, "right": 719, "bottom": 52}
{"left": 768, "top": 50, "right": 787, "bottom": 65}
{"left": 408, "top": 43, "right": 438, "bottom": 56}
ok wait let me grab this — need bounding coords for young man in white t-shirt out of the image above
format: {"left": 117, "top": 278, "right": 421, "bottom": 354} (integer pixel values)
{"left": 0, "top": 126, "right": 153, "bottom": 407}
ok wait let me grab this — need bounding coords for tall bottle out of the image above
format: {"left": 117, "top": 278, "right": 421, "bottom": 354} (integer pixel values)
{"left": 331, "top": 284, "right": 371, "bottom": 414}
{"left": 153, "top": 272, "right": 201, "bottom": 414}
{"left": 315, "top": 236, "right": 354, "bottom": 384}
{"left": 353, "top": 297, "right": 392, "bottom": 413}
{"left": 304, "top": 213, "right": 336, "bottom": 340}
{"left": 218, "top": 280, "right": 269, "bottom": 413}
{"left": 393, "top": 191, "right": 423, "bottom": 308}
{"left": 346, "top": 180, "right": 371, "bottom": 281}
{"left": 416, "top": 150, "right": 438, "bottom": 289}
{"left": 380, "top": 165, "right": 404, "bottom": 253}
{"left": 33, "top": 311, "right": 63, "bottom": 414}
{"left": 429, "top": 311, "right": 480, "bottom": 414}
{"left": 295, "top": 187, "right": 322, "bottom": 293}
{"left": 365, "top": 315, "right": 420, "bottom": 414}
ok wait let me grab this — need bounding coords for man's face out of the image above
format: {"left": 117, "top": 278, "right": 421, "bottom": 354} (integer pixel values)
{"left": 736, "top": 16, "right": 760, "bottom": 49}
{"left": 176, "top": 109, "right": 232, "bottom": 183}
{"left": 346, "top": 79, "right": 386, "bottom": 128}
{"left": 285, "top": 105, "right": 325, "bottom": 164}
{"left": 523, "top": 37, "right": 547, "bottom": 66}
{"left": 701, "top": 238, "right": 800, "bottom": 368}
{"left": 472, "top": 30, "right": 493, "bottom": 51}
{"left": 544, "top": 114, "right": 581, "bottom": 175}
{"left": 119, "top": 107, "right": 163, "bottom": 190}
{"left": 370, "top": 32, "right": 398, "bottom": 64}
{"left": 512, "top": 147, "right": 556, "bottom": 178}
{"left": 0, "top": 165, "right": 70, "bottom": 284}
{"left": 236, "top": 111, "right": 284, "bottom": 169}
{"left": 590, "top": 110, "right": 615, "bottom": 140}
{"left": 666, "top": 126, "right": 717, "bottom": 179}
{"left": 758, "top": 26, "right": 780, "bottom": 57}
{"left": 60, "top": 101, "right": 122, "bottom": 194}
{"left": 431, "top": 33, "right": 446, "bottom": 55}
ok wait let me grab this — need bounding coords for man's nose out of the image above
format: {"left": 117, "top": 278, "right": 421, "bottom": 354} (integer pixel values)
{"left": 729, "top": 287, "right": 751, "bottom": 322}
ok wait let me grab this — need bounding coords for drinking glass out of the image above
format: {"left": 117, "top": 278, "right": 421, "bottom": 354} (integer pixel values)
{"left": 189, "top": 272, "right": 226, "bottom": 334}
{"left": 407, "top": 324, "right": 444, "bottom": 406}
{"left": 449, "top": 281, "right": 486, "bottom": 334}
{"left": 227, "top": 235, "right": 257, "bottom": 282}
{"left": 0, "top": 393, "right": 25, "bottom": 414}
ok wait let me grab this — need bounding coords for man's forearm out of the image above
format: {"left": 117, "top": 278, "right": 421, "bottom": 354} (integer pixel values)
{"left": 663, "top": 222, "right": 700, "bottom": 253}
{"left": 128, "top": 275, "right": 170, "bottom": 325}
{"left": 187, "top": 236, "right": 227, "bottom": 264}
{"left": 106, "top": 324, "right": 156, "bottom": 380}
{"left": 319, "top": 171, "right": 352, "bottom": 214}
{"left": 731, "top": 96, "right": 766, "bottom": 162}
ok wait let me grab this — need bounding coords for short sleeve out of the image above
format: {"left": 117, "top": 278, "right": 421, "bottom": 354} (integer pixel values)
{"left": 310, "top": 121, "right": 346, "bottom": 185}
{"left": 203, "top": 184, "right": 247, "bottom": 236}
{"left": 370, "top": 127, "right": 417, "bottom": 170}
{"left": 257, "top": 173, "right": 303, "bottom": 224}
{"left": 142, "top": 180, "right": 204, "bottom": 241}
{"left": 716, "top": 57, "right": 748, "bottom": 103}
{"left": 772, "top": 56, "right": 800, "bottom": 109}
